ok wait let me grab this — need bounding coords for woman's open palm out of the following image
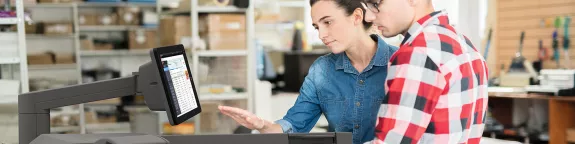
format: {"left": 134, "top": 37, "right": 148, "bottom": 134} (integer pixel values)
{"left": 218, "top": 106, "right": 264, "bottom": 130}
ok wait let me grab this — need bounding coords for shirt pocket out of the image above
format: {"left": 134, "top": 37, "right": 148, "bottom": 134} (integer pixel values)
{"left": 320, "top": 98, "right": 348, "bottom": 131}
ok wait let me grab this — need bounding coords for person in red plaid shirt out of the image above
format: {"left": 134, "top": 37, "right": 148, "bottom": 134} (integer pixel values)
{"left": 361, "top": 0, "right": 489, "bottom": 143}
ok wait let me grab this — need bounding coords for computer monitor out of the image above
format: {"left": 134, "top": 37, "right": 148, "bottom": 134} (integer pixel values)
{"left": 151, "top": 44, "right": 202, "bottom": 125}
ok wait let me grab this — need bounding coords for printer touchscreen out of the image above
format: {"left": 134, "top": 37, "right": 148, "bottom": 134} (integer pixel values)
{"left": 161, "top": 54, "right": 198, "bottom": 117}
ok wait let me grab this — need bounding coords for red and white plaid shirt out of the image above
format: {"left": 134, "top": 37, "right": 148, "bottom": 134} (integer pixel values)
{"left": 369, "top": 11, "right": 489, "bottom": 144}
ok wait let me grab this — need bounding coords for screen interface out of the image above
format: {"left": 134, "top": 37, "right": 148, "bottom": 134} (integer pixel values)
{"left": 161, "top": 54, "right": 198, "bottom": 117}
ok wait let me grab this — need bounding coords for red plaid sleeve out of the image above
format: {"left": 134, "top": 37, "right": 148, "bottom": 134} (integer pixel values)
{"left": 373, "top": 46, "right": 447, "bottom": 144}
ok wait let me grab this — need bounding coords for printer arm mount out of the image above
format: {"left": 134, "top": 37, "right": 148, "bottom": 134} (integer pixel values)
{"left": 18, "top": 62, "right": 167, "bottom": 144}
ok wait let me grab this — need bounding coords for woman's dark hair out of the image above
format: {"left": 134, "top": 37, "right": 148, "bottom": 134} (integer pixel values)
{"left": 310, "top": 0, "right": 373, "bottom": 30}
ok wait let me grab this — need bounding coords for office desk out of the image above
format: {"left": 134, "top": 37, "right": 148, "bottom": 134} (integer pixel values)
{"left": 489, "top": 93, "right": 575, "bottom": 144}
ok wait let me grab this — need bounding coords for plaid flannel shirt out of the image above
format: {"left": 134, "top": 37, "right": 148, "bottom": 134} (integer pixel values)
{"left": 370, "top": 11, "right": 489, "bottom": 144}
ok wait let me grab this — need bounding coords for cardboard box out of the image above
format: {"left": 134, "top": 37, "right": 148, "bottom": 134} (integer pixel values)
{"left": 16, "top": 23, "right": 40, "bottom": 34}
{"left": 28, "top": 53, "right": 54, "bottom": 65}
{"left": 55, "top": 53, "right": 75, "bottom": 64}
{"left": 129, "top": 29, "right": 157, "bottom": 49}
{"left": 117, "top": 6, "right": 141, "bottom": 25}
{"left": 79, "top": 14, "right": 98, "bottom": 25}
{"left": 199, "top": 14, "right": 245, "bottom": 33}
{"left": 199, "top": 102, "right": 221, "bottom": 131}
{"left": 201, "top": 31, "right": 246, "bottom": 50}
{"left": 160, "top": 16, "right": 191, "bottom": 46}
{"left": 43, "top": 22, "right": 73, "bottom": 35}
{"left": 255, "top": 14, "right": 280, "bottom": 24}
{"left": 163, "top": 122, "right": 194, "bottom": 135}
{"left": 98, "top": 14, "right": 118, "bottom": 25}
{"left": 80, "top": 39, "right": 94, "bottom": 50}
{"left": 568, "top": 128, "right": 575, "bottom": 143}
{"left": 93, "top": 43, "right": 114, "bottom": 50}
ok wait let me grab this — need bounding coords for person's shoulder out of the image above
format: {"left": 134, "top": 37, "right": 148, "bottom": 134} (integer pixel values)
{"left": 303, "top": 53, "right": 338, "bottom": 84}
{"left": 310, "top": 53, "right": 338, "bottom": 70}
{"left": 411, "top": 24, "right": 466, "bottom": 65}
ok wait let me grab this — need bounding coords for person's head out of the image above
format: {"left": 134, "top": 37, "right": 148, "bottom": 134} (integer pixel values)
{"left": 310, "top": 0, "right": 373, "bottom": 54}
{"left": 362, "top": 0, "right": 434, "bottom": 37}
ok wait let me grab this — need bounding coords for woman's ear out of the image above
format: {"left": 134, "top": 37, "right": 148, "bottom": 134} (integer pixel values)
{"left": 352, "top": 8, "right": 364, "bottom": 26}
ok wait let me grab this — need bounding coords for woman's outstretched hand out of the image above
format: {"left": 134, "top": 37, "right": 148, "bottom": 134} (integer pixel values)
{"left": 218, "top": 105, "right": 283, "bottom": 133}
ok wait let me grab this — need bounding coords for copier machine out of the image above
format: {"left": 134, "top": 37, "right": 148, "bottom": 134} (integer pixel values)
{"left": 18, "top": 45, "right": 352, "bottom": 144}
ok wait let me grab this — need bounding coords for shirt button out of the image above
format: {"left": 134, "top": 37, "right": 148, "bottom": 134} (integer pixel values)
{"left": 359, "top": 80, "right": 364, "bottom": 85}
{"left": 354, "top": 125, "right": 360, "bottom": 129}
{"left": 355, "top": 102, "right": 361, "bottom": 106}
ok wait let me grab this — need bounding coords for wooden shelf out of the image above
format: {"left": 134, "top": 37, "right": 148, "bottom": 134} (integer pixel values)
{"left": 26, "top": 34, "right": 75, "bottom": 39}
{"left": 489, "top": 92, "right": 575, "bottom": 144}
{"left": 0, "top": 17, "right": 18, "bottom": 25}
{"left": 28, "top": 64, "right": 77, "bottom": 70}
{"left": 0, "top": 57, "right": 19, "bottom": 64}
{"left": 80, "top": 49, "right": 150, "bottom": 56}
{"left": 79, "top": 25, "right": 155, "bottom": 31}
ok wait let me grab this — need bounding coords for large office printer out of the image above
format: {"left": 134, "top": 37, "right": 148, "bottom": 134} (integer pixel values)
{"left": 18, "top": 44, "right": 352, "bottom": 144}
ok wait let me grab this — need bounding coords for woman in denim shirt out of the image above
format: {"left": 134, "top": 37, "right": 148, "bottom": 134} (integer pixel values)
{"left": 219, "top": 0, "right": 397, "bottom": 143}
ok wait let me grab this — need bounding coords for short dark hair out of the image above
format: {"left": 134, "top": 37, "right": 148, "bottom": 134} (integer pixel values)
{"left": 310, "top": 0, "right": 373, "bottom": 30}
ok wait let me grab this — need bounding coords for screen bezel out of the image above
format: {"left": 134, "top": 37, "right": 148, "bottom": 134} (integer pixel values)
{"left": 153, "top": 45, "right": 201, "bottom": 125}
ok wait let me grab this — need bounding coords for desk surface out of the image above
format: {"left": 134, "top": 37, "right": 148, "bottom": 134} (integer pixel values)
{"left": 489, "top": 92, "right": 575, "bottom": 101}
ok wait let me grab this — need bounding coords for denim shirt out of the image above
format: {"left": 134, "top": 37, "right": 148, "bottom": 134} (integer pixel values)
{"left": 275, "top": 35, "right": 397, "bottom": 144}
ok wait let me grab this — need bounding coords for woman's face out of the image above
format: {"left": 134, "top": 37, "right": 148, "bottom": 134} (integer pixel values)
{"left": 311, "top": 1, "right": 362, "bottom": 54}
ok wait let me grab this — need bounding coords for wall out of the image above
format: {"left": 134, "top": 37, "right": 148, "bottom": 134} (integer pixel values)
{"left": 496, "top": 0, "right": 575, "bottom": 74}
{"left": 433, "top": 0, "right": 484, "bottom": 59}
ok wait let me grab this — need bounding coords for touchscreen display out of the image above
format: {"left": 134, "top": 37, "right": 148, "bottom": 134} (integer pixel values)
{"left": 161, "top": 54, "right": 198, "bottom": 117}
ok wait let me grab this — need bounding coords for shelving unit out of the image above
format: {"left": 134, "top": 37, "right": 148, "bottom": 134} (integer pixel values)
{"left": 11, "top": 0, "right": 256, "bottom": 138}
{"left": 20, "top": 2, "right": 162, "bottom": 135}
{"left": 252, "top": 0, "right": 316, "bottom": 51}
{"left": 22, "top": 3, "right": 85, "bottom": 135}
{"left": 157, "top": 0, "right": 256, "bottom": 134}
{"left": 0, "top": 0, "right": 29, "bottom": 98}
{"left": 73, "top": 2, "right": 162, "bottom": 134}
{"left": 0, "top": 0, "right": 28, "bottom": 143}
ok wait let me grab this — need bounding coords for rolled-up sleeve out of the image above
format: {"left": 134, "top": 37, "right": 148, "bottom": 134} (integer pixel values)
{"left": 275, "top": 61, "right": 322, "bottom": 133}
